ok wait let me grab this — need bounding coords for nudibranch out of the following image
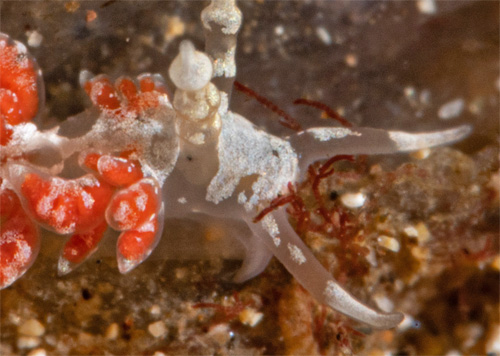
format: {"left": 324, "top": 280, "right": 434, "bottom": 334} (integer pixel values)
{"left": 0, "top": 0, "right": 471, "bottom": 330}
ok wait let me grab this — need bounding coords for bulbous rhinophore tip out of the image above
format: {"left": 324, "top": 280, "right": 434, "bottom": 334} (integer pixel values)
{"left": 169, "top": 40, "right": 213, "bottom": 92}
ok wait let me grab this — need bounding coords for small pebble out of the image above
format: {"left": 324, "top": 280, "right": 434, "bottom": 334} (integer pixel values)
{"left": 64, "top": 1, "right": 80, "bottom": 13}
{"left": 164, "top": 15, "right": 186, "bottom": 41}
{"left": 485, "top": 324, "right": 500, "bottom": 353}
{"left": 86, "top": 10, "right": 97, "bottom": 23}
{"left": 239, "top": 308, "right": 263, "bottom": 327}
{"left": 417, "top": 0, "right": 437, "bottom": 14}
{"left": 316, "top": 26, "right": 332, "bottom": 45}
{"left": 153, "top": 352, "right": 167, "bottom": 356}
{"left": 403, "top": 225, "right": 419, "bottom": 238}
{"left": 404, "top": 86, "right": 416, "bottom": 100}
{"left": 415, "top": 222, "right": 431, "bottom": 243}
{"left": 420, "top": 89, "right": 432, "bottom": 105}
{"left": 438, "top": 98, "right": 465, "bottom": 120}
{"left": 207, "top": 323, "right": 231, "bottom": 345}
{"left": 490, "top": 255, "right": 500, "bottom": 271}
{"left": 457, "top": 323, "right": 483, "bottom": 349}
{"left": 410, "top": 148, "right": 430, "bottom": 160}
{"left": 26, "top": 30, "right": 43, "bottom": 48}
{"left": 340, "top": 192, "right": 366, "bottom": 209}
{"left": 175, "top": 267, "right": 188, "bottom": 279}
{"left": 78, "top": 332, "right": 93, "bottom": 343}
{"left": 150, "top": 304, "right": 161, "bottom": 316}
{"left": 17, "top": 336, "right": 41, "bottom": 349}
{"left": 148, "top": 321, "right": 167, "bottom": 338}
{"left": 274, "top": 25, "right": 284, "bottom": 36}
{"left": 345, "top": 53, "right": 358, "bottom": 68}
{"left": 27, "top": 348, "right": 47, "bottom": 356}
{"left": 8, "top": 313, "right": 21, "bottom": 325}
{"left": 104, "top": 323, "right": 119, "bottom": 340}
{"left": 411, "top": 245, "right": 428, "bottom": 260}
{"left": 18, "top": 319, "right": 45, "bottom": 337}
{"left": 366, "top": 349, "right": 391, "bottom": 356}
{"left": 377, "top": 235, "right": 400, "bottom": 252}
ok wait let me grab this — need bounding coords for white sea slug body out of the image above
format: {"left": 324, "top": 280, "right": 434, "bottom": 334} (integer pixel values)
{"left": 157, "top": 0, "right": 470, "bottom": 330}
{"left": 0, "top": 0, "right": 472, "bottom": 331}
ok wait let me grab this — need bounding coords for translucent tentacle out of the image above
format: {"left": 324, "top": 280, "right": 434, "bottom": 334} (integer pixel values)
{"left": 232, "top": 232, "right": 273, "bottom": 283}
{"left": 289, "top": 125, "right": 471, "bottom": 174}
{"left": 245, "top": 208, "right": 404, "bottom": 329}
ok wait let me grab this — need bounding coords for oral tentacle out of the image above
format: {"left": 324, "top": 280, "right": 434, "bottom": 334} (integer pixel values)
{"left": 289, "top": 125, "right": 471, "bottom": 176}
{"left": 232, "top": 232, "right": 274, "bottom": 283}
{"left": 245, "top": 207, "right": 403, "bottom": 329}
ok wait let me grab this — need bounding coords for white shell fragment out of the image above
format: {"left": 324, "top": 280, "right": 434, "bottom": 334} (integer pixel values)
{"left": 377, "top": 235, "right": 401, "bottom": 253}
{"left": 18, "top": 319, "right": 45, "bottom": 337}
{"left": 403, "top": 225, "right": 419, "bottom": 238}
{"left": 239, "top": 308, "right": 264, "bottom": 327}
{"left": 148, "top": 321, "right": 167, "bottom": 338}
{"left": 340, "top": 192, "right": 367, "bottom": 209}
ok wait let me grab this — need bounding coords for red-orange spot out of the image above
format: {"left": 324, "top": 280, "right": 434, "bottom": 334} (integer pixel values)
{"left": 0, "top": 117, "right": 13, "bottom": 146}
{"left": 62, "top": 221, "right": 108, "bottom": 264}
{"left": 85, "top": 77, "right": 120, "bottom": 111}
{"left": 106, "top": 179, "right": 158, "bottom": 231}
{"left": 0, "top": 37, "right": 40, "bottom": 125}
{"left": 97, "top": 155, "right": 143, "bottom": 187}
{"left": 82, "top": 152, "right": 102, "bottom": 172}
{"left": 20, "top": 173, "right": 114, "bottom": 234}
{"left": 0, "top": 187, "right": 39, "bottom": 289}
{"left": 139, "top": 77, "right": 155, "bottom": 92}
{"left": 119, "top": 149, "right": 139, "bottom": 160}
{"left": 83, "top": 74, "right": 167, "bottom": 119}
{"left": 117, "top": 218, "right": 158, "bottom": 261}
{"left": 117, "top": 78, "right": 138, "bottom": 102}
{"left": 0, "top": 187, "right": 20, "bottom": 220}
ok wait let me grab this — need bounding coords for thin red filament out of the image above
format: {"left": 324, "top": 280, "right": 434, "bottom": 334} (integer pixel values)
{"left": 293, "top": 98, "right": 352, "bottom": 128}
{"left": 234, "top": 81, "right": 302, "bottom": 132}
